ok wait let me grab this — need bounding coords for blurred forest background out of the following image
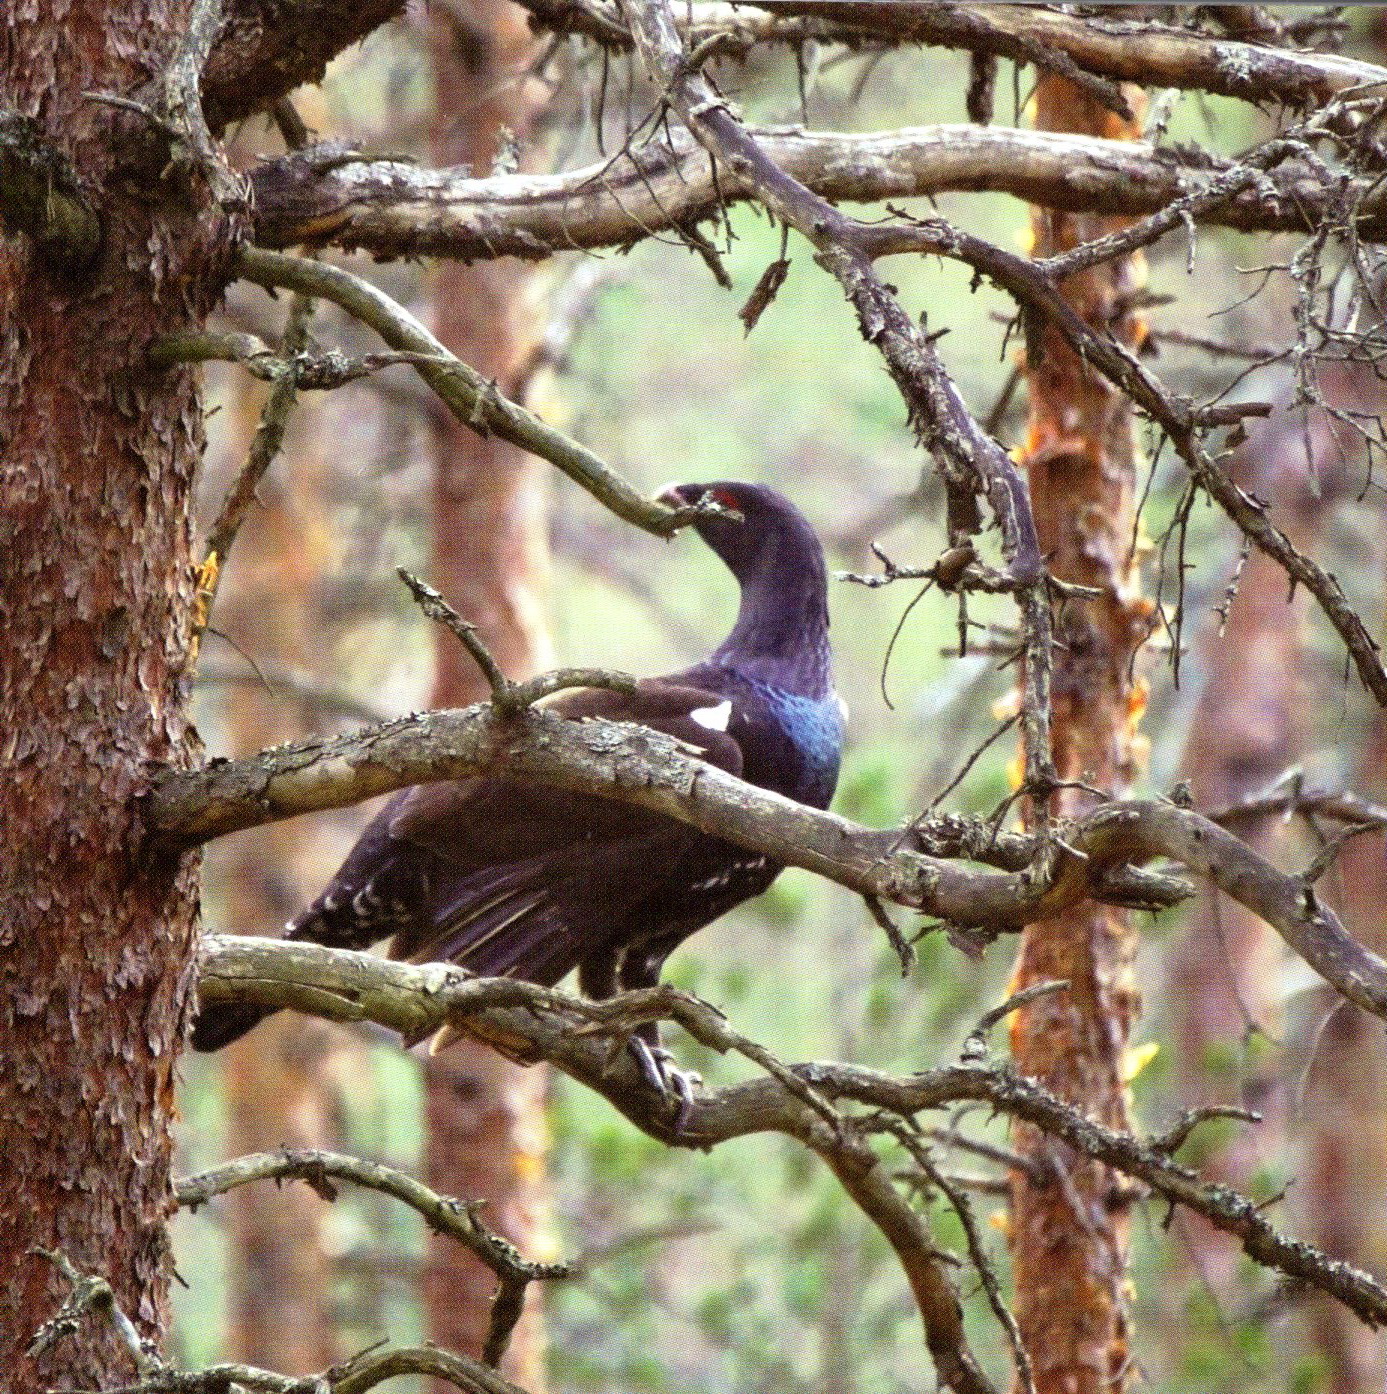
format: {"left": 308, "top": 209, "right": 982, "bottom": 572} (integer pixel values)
{"left": 172, "top": 6, "right": 1387, "bottom": 1392}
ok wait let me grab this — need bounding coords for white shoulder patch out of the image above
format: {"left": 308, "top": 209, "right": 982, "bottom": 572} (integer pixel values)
{"left": 689, "top": 699, "right": 733, "bottom": 732}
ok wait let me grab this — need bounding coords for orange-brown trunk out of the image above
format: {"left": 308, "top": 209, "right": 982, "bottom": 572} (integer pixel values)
{"left": 1008, "top": 76, "right": 1149, "bottom": 1394}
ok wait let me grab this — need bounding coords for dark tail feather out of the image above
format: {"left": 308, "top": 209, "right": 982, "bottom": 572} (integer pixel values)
{"left": 190, "top": 1000, "right": 280, "bottom": 1052}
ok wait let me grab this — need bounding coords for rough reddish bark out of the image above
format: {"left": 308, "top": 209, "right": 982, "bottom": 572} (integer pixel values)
{"left": 1303, "top": 737, "right": 1387, "bottom": 1394}
{"left": 0, "top": 7, "right": 224, "bottom": 1390}
{"left": 1008, "top": 76, "right": 1149, "bottom": 1394}
{"left": 420, "top": 4, "right": 554, "bottom": 1388}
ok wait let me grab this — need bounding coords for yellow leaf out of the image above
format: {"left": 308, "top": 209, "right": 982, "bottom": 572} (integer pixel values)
{"left": 1123, "top": 1041, "right": 1160, "bottom": 1083}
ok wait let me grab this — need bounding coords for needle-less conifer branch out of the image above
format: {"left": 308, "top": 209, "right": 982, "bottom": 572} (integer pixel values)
{"left": 195, "top": 936, "right": 1387, "bottom": 1334}
{"left": 146, "top": 706, "right": 1387, "bottom": 1018}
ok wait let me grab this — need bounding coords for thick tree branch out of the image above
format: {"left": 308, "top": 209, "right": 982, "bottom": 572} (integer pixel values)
{"left": 196, "top": 936, "right": 1387, "bottom": 1332}
{"left": 519, "top": 0, "right": 1387, "bottom": 111}
{"left": 146, "top": 701, "right": 1387, "bottom": 1016}
{"left": 201, "top": 0, "right": 409, "bottom": 134}
{"left": 197, "top": 939, "right": 997, "bottom": 1394}
{"left": 247, "top": 124, "right": 1387, "bottom": 260}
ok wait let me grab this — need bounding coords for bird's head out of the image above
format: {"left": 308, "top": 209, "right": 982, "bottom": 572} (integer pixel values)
{"left": 658, "top": 480, "right": 822, "bottom": 589}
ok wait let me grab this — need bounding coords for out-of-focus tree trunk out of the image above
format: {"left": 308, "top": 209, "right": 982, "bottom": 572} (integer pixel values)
{"left": 0, "top": 8, "right": 219, "bottom": 1390}
{"left": 1293, "top": 362, "right": 1387, "bottom": 1394}
{"left": 1008, "top": 76, "right": 1149, "bottom": 1394}
{"left": 1303, "top": 709, "right": 1387, "bottom": 1394}
{"left": 1167, "top": 392, "right": 1338, "bottom": 1288}
{"left": 1302, "top": 751, "right": 1387, "bottom": 1392}
{"left": 421, "top": 4, "right": 554, "bottom": 1387}
{"left": 208, "top": 386, "right": 346, "bottom": 1373}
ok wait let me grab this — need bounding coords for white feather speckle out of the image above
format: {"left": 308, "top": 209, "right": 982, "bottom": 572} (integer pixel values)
{"left": 690, "top": 700, "right": 733, "bottom": 732}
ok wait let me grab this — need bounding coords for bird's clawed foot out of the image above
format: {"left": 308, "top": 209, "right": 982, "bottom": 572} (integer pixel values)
{"left": 629, "top": 1037, "right": 703, "bottom": 1130}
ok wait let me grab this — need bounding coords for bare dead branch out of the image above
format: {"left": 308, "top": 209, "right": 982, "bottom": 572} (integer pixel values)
{"left": 627, "top": 1, "right": 1387, "bottom": 109}
{"left": 174, "top": 1149, "right": 570, "bottom": 1282}
{"left": 202, "top": 0, "right": 409, "bottom": 134}
{"left": 196, "top": 935, "right": 1387, "bottom": 1332}
{"left": 145, "top": 700, "right": 1387, "bottom": 1017}
{"left": 247, "top": 123, "right": 1387, "bottom": 261}
{"left": 396, "top": 567, "right": 638, "bottom": 713}
{"left": 28, "top": 1250, "right": 162, "bottom": 1377}
{"left": 202, "top": 294, "right": 312, "bottom": 573}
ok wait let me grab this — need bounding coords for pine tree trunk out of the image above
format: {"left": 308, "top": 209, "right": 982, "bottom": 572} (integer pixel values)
{"left": 1008, "top": 75, "right": 1148, "bottom": 1394}
{"left": 420, "top": 4, "right": 554, "bottom": 1387}
{"left": 0, "top": 6, "right": 221, "bottom": 1388}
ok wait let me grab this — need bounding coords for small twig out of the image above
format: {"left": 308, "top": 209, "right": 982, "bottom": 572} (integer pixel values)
{"left": 397, "top": 568, "right": 637, "bottom": 715}
{"left": 398, "top": 568, "right": 510, "bottom": 702}
{"left": 190, "top": 293, "right": 313, "bottom": 657}
{"left": 1210, "top": 784, "right": 1387, "bottom": 831}
{"left": 962, "top": 980, "right": 1071, "bottom": 1061}
{"left": 1149, "top": 1105, "right": 1262, "bottom": 1158}
{"left": 887, "top": 1125, "right": 1036, "bottom": 1394}
{"left": 204, "top": 295, "right": 313, "bottom": 566}
{"left": 1302, "top": 821, "right": 1381, "bottom": 885}
{"left": 864, "top": 894, "right": 916, "bottom": 975}
{"left": 28, "top": 1249, "right": 163, "bottom": 1376}
{"left": 393, "top": 568, "right": 638, "bottom": 713}
{"left": 925, "top": 1126, "right": 1047, "bottom": 1185}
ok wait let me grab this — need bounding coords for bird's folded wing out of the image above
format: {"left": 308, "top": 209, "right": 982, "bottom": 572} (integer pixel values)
{"left": 381, "top": 679, "right": 745, "bottom": 974}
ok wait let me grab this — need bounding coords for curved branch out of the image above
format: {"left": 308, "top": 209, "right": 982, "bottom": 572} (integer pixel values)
{"left": 176, "top": 1148, "right": 568, "bottom": 1283}
{"left": 232, "top": 247, "right": 692, "bottom": 536}
{"left": 519, "top": 0, "right": 1387, "bottom": 110}
{"left": 196, "top": 935, "right": 1387, "bottom": 1332}
{"left": 765, "top": 2, "right": 1387, "bottom": 107}
{"left": 148, "top": 701, "right": 1387, "bottom": 1015}
{"left": 247, "top": 124, "right": 1385, "bottom": 260}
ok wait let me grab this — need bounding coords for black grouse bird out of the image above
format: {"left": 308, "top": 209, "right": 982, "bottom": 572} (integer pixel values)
{"left": 191, "top": 481, "right": 845, "bottom": 1084}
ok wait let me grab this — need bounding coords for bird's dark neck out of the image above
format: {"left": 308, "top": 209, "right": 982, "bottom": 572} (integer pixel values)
{"left": 711, "top": 550, "right": 833, "bottom": 698}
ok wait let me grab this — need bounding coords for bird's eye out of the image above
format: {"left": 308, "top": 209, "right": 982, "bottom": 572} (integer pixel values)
{"left": 708, "top": 487, "right": 741, "bottom": 511}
